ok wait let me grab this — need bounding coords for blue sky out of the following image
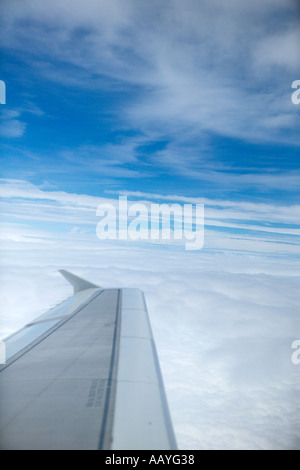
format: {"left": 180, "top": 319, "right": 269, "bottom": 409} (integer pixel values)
{"left": 0, "top": 0, "right": 300, "bottom": 450}
{"left": 1, "top": 0, "right": 299, "bottom": 203}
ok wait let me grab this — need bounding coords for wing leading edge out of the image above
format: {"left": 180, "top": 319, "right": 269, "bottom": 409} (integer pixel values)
{"left": 0, "top": 271, "right": 177, "bottom": 450}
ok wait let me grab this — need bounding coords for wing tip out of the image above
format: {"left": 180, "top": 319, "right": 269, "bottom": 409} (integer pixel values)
{"left": 59, "top": 269, "right": 100, "bottom": 294}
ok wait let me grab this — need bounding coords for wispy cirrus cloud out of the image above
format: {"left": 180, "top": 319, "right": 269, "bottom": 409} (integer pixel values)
{"left": 1, "top": 179, "right": 299, "bottom": 256}
{"left": 0, "top": 103, "right": 44, "bottom": 139}
{"left": 1, "top": 0, "right": 299, "bottom": 146}
{"left": 1, "top": 0, "right": 299, "bottom": 203}
{"left": 0, "top": 110, "right": 26, "bottom": 138}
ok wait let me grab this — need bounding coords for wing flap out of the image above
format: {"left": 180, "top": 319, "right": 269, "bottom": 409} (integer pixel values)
{"left": 110, "top": 288, "right": 177, "bottom": 450}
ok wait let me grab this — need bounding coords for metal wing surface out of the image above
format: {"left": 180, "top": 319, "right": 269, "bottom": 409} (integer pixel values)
{"left": 0, "top": 271, "right": 177, "bottom": 450}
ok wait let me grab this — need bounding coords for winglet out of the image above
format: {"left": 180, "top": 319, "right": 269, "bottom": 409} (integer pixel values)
{"left": 59, "top": 270, "right": 100, "bottom": 294}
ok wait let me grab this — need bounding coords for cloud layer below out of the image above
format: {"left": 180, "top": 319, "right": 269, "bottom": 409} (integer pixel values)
{"left": 0, "top": 179, "right": 299, "bottom": 449}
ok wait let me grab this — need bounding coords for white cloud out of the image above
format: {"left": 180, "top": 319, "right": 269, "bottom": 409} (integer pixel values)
{"left": 0, "top": 238, "right": 299, "bottom": 449}
{"left": 0, "top": 179, "right": 299, "bottom": 448}
{"left": 253, "top": 28, "right": 300, "bottom": 72}
{"left": 1, "top": 0, "right": 299, "bottom": 147}
{"left": 0, "top": 110, "right": 27, "bottom": 138}
{"left": 1, "top": 179, "right": 299, "bottom": 256}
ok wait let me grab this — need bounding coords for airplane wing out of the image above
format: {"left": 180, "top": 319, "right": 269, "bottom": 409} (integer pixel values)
{"left": 0, "top": 271, "right": 177, "bottom": 450}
